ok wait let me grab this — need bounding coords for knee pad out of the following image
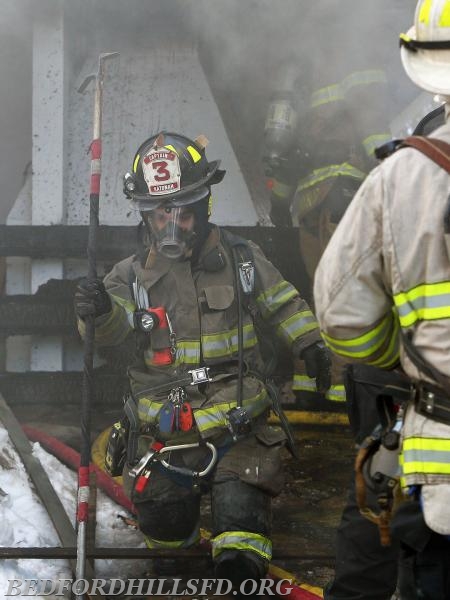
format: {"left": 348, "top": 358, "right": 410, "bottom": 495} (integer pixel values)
{"left": 137, "top": 493, "right": 200, "bottom": 540}
{"left": 214, "top": 549, "right": 267, "bottom": 589}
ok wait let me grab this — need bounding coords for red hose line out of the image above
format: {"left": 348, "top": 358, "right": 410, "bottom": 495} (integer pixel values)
{"left": 22, "top": 425, "right": 134, "bottom": 513}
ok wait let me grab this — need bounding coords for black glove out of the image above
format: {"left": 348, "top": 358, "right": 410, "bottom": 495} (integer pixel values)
{"left": 300, "top": 341, "right": 332, "bottom": 394}
{"left": 269, "top": 199, "right": 292, "bottom": 228}
{"left": 74, "top": 277, "right": 112, "bottom": 320}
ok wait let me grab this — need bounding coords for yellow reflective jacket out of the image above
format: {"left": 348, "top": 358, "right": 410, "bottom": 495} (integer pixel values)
{"left": 314, "top": 116, "right": 450, "bottom": 512}
{"left": 79, "top": 226, "right": 321, "bottom": 440}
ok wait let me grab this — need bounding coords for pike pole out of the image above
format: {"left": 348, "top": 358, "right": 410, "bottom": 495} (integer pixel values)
{"left": 75, "top": 52, "right": 119, "bottom": 597}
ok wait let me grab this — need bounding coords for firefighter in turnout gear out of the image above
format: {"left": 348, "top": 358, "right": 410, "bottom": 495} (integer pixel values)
{"left": 263, "top": 55, "right": 391, "bottom": 406}
{"left": 75, "top": 131, "right": 331, "bottom": 587}
{"left": 262, "top": 17, "right": 400, "bottom": 600}
{"left": 314, "top": 1, "right": 450, "bottom": 597}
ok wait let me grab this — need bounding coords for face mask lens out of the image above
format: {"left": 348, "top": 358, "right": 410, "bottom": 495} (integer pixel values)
{"left": 144, "top": 207, "right": 196, "bottom": 258}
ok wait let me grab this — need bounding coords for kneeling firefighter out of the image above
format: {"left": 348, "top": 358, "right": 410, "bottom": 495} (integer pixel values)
{"left": 74, "top": 132, "right": 331, "bottom": 585}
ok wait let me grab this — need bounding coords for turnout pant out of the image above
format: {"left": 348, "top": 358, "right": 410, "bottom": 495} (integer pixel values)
{"left": 325, "top": 372, "right": 399, "bottom": 600}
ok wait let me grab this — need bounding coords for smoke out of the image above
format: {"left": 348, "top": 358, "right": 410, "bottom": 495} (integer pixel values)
{"left": 0, "top": 0, "right": 421, "bottom": 225}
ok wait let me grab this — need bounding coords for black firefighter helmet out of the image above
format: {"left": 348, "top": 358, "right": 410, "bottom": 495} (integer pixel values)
{"left": 124, "top": 131, "right": 226, "bottom": 211}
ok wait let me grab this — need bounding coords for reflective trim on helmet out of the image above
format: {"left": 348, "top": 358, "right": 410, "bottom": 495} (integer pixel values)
{"left": 419, "top": 0, "right": 433, "bottom": 24}
{"left": 133, "top": 154, "right": 140, "bottom": 173}
{"left": 440, "top": 2, "right": 450, "bottom": 26}
{"left": 187, "top": 145, "right": 202, "bottom": 163}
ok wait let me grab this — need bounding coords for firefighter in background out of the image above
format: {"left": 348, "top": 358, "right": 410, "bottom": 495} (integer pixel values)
{"left": 314, "top": 0, "right": 450, "bottom": 596}
{"left": 262, "top": 55, "right": 401, "bottom": 600}
{"left": 263, "top": 60, "right": 392, "bottom": 404}
{"left": 74, "top": 131, "right": 331, "bottom": 587}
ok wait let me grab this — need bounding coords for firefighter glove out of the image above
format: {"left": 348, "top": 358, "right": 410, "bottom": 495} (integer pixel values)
{"left": 301, "top": 340, "right": 332, "bottom": 394}
{"left": 269, "top": 199, "right": 292, "bottom": 228}
{"left": 74, "top": 277, "right": 112, "bottom": 320}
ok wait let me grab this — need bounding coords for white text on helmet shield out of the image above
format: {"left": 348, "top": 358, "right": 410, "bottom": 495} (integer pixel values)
{"left": 142, "top": 147, "right": 181, "bottom": 195}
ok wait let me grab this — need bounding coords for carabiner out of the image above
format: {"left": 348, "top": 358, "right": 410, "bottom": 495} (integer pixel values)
{"left": 158, "top": 442, "right": 218, "bottom": 478}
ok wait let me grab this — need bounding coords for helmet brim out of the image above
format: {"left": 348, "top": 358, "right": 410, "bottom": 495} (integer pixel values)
{"left": 131, "top": 159, "right": 226, "bottom": 212}
{"left": 401, "top": 26, "right": 450, "bottom": 95}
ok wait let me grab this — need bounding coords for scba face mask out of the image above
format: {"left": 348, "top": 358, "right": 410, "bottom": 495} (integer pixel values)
{"left": 144, "top": 206, "right": 197, "bottom": 260}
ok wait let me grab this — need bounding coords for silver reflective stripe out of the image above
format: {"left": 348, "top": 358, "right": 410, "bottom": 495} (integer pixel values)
{"left": 211, "top": 531, "right": 272, "bottom": 561}
{"left": 202, "top": 325, "right": 257, "bottom": 359}
{"left": 138, "top": 398, "right": 164, "bottom": 422}
{"left": 279, "top": 311, "right": 317, "bottom": 342}
{"left": 403, "top": 449, "right": 450, "bottom": 464}
{"left": 257, "top": 281, "right": 298, "bottom": 316}
{"left": 194, "top": 391, "right": 271, "bottom": 433}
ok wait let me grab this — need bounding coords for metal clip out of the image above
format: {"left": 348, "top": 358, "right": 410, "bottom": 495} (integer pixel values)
{"left": 239, "top": 261, "right": 255, "bottom": 295}
{"left": 165, "top": 312, "right": 177, "bottom": 357}
{"left": 128, "top": 446, "right": 160, "bottom": 479}
{"left": 168, "top": 387, "right": 187, "bottom": 405}
{"left": 425, "top": 391, "right": 435, "bottom": 414}
{"left": 159, "top": 442, "right": 218, "bottom": 478}
{"left": 188, "top": 367, "right": 212, "bottom": 385}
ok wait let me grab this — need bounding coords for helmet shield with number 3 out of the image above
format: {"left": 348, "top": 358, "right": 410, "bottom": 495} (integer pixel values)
{"left": 126, "top": 132, "right": 225, "bottom": 211}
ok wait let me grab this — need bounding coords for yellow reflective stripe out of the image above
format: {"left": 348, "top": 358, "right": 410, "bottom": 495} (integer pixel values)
{"left": 310, "top": 70, "right": 387, "bottom": 108}
{"left": 187, "top": 145, "right": 202, "bottom": 163}
{"left": 173, "top": 340, "right": 201, "bottom": 366}
{"left": 402, "top": 461, "right": 450, "bottom": 475}
{"left": 202, "top": 324, "right": 257, "bottom": 359}
{"left": 257, "top": 280, "right": 298, "bottom": 316}
{"left": 326, "top": 385, "right": 346, "bottom": 402}
{"left": 310, "top": 83, "right": 344, "bottom": 108}
{"left": 419, "top": 0, "right": 433, "bottom": 24}
{"left": 110, "top": 293, "right": 136, "bottom": 315}
{"left": 439, "top": 1, "right": 450, "bottom": 26}
{"left": 272, "top": 179, "right": 294, "bottom": 200}
{"left": 292, "top": 376, "right": 346, "bottom": 401}
{"left": 79, "top": 303, "right": 130, "bottom": 346}
{"left": 368, "top": 317, "right": 400, "bottom": 368}
{"left": 164, "top": 144, "right": 178, "bottom": 155}
{"left": 211, "top": 531, "right": 272, "bottom": 561}
{"left": 342, "top": 69, "right": 387, "bottom": 93}
{"left": 394, "top": 281, "right": 450, "bottom": 327}
{"left": 402, "top": 436, "right": 450, "bottom": 476}
{"left": 322, "top": 313, "right": 392, "bottom": 359}
{"left": 143, "top": 340, "right": 201, "bottom": 368}
{"left": 297, "top": 163, "right": 366, "bottom": 192}
{"left": 138, "top": 397, "right": 165, "bottom": 422}
{"left": 292, "top": 375, "right": 316, "bottom": 392}
{"left": 404, "top": 437, "right": 450, "bottom": 452}
{"left": 133, "top": 153, "right": 140, "bottom": 173}
{"left": 278, "top": 310, "right": 318, "bottom": 343}
{"left": 362, "top": 133, "right": 391, "bottom": 157}
{"left": 194, "top": 389, "right": 270, "bottom": 433}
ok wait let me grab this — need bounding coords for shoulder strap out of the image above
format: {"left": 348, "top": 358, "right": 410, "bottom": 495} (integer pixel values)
{"left": 402, "top": 136, "right": 450, "bottom": 174}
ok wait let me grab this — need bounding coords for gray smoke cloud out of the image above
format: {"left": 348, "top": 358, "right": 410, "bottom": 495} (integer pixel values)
{"left": 0, "top": 0, "right": 421, "bottom": 225}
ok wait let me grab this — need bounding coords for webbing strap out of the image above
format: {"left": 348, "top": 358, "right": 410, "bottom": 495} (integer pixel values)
{"left": 402, "top": 136, "right": 450, "bottom": 174}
